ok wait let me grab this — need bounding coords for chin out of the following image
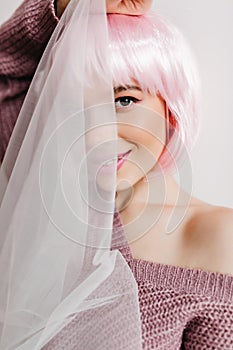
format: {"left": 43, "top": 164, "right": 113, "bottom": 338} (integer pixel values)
{"left": 116, "top": 175, "right": 138, "bottom": 192}
{"left": 95, "top": 167, "right": 117, "bottom": 196}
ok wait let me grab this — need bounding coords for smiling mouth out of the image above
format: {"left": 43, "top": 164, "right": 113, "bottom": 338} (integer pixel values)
{"left": 117, "top": 150, "right": 131, "bottom": 171}
{"left": 118, "top": 150, "right": 131, "bottom": 160}
{"left": 102, "top": 150, "right": 132, "bottom": 167}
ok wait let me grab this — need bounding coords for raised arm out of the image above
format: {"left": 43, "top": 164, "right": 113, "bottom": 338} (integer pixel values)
{"left": 0, "top": 0, "right": 58, "bottom": 162}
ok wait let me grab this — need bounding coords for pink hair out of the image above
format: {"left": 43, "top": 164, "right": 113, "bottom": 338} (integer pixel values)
{"left": 107, "top": 13, "right": 201, "bottom": 173}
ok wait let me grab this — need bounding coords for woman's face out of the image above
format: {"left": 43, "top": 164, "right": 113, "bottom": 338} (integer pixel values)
{"left": 114, "top": 84, "right": 167, "bottom": 191}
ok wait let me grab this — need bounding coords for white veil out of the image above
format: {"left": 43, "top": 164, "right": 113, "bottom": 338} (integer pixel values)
{"left": 0, "top": 0, "right": 142, "bottom": 349}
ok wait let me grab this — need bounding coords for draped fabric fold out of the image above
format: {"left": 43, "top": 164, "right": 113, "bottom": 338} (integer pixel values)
{"left": 0, "top": 0, "right": 142, "bottom": 348}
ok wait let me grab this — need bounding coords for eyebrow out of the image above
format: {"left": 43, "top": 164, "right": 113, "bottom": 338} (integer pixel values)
{"left": 114, "top": 85, "right": 142, "bottom": 94}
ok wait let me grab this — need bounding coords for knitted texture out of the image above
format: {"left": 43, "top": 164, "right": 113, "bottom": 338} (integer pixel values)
{"left": 0, "top": 0, "right": 58, "bottom": 161}
{"left": 113, "top": 210, "right": 233, "bottom": 350}
{"left": 43, "top": 210, "right": 233, "bottom": 349}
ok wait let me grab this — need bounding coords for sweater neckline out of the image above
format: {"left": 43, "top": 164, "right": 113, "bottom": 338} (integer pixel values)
{"left": 112, "top": 208, "right": 233, "bottom": 302}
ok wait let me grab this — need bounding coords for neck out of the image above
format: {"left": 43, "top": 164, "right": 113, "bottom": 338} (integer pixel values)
{"left": 115, "top": 173, "right": 190, "bottom": 212}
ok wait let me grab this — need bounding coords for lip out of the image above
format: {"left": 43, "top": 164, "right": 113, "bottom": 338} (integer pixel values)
{"left": 98, "top": 150, "right": 132, "bottom": 174}
{"left": 117, "top": 151, "right": 130, "bottom": 158}
{"left": 117, "top": 150, "right": 131, "bottom": 171}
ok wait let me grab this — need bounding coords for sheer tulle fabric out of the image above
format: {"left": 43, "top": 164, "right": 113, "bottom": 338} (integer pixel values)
{"left": 0, "top": 0, "right": 142, "bottom": 349}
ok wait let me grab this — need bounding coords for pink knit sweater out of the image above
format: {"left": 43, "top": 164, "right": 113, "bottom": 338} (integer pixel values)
{"left": 1, "top": 1, "right": 233, "bottom": 349}
{"left": 112, "top": 210, "right": 233, "bottom": 349}
{"left": 43, "top": 209, "right": 233, "bottom": 349}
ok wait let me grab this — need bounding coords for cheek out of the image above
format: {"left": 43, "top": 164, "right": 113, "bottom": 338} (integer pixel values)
{"left": 137, "top": 130, "right": 166, "bottom": 163}
{"left": 138, "top": 116, "right": 166, "bottom": 148}
{"left": 117, "top": 112, "right": 166, "bottom": 153}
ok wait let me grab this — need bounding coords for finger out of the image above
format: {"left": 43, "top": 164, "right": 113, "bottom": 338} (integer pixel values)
{"left": 107, "top": 0, "right": 153, "bottom": 15}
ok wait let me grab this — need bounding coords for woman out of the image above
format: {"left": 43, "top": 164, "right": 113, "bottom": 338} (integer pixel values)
{"left": 0, "top": 1, "right": 232, "bottom": 349}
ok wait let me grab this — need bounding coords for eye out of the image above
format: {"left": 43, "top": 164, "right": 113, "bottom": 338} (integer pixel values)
{"left": 115, "top": 96, "right": 141, "bottom": 110}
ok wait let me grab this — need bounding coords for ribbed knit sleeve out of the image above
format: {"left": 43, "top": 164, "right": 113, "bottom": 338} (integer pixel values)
{"left": 0, "top": 0, "right": 58, "bottom": 161}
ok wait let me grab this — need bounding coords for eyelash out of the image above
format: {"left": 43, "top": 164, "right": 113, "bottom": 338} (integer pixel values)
{"left": 114, "top": 96, "right": 141, "bottom": 109}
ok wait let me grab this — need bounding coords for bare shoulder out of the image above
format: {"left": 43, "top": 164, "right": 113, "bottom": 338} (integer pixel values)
{"left": 183, "top": 200, "right": 233, "bottom": 276}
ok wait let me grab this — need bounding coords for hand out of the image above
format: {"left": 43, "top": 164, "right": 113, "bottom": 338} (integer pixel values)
{"left": 56, "top": 0, "right": 153, "bottom": 18}
{"left": 106, "top": 0, "right": 153, "bottom": 15}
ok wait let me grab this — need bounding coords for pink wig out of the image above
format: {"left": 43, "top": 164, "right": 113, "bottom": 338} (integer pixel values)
{"left": 107, "top": 13, "right": 201, "bottom": 173}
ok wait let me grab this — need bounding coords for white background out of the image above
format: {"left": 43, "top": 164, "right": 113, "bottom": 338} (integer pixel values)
{"left": 154, "top": 0, "right": 233, "bottom": 208}
{"left": 1, "top": 0, "right": 233, "bottom": 208}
